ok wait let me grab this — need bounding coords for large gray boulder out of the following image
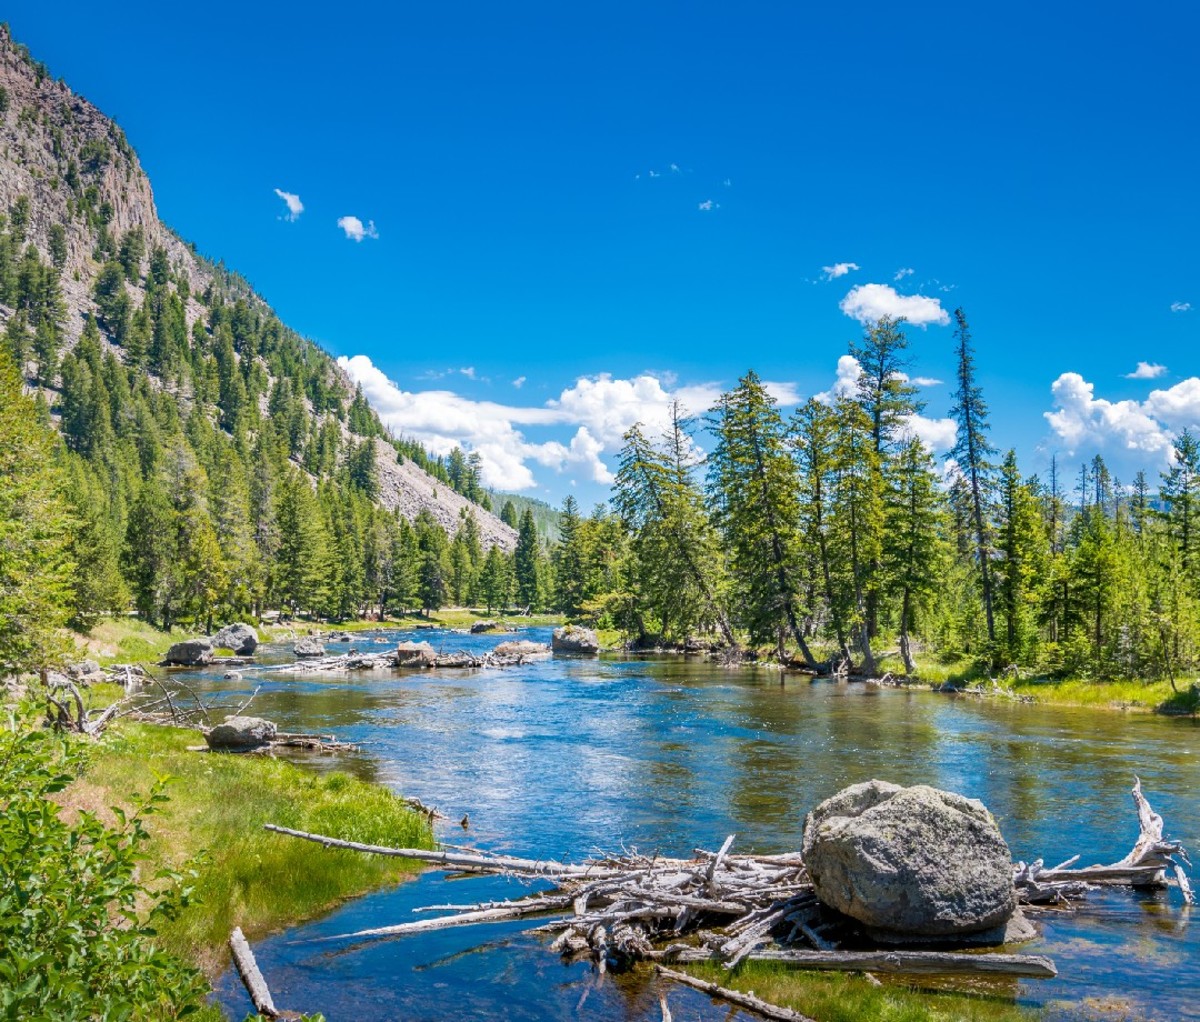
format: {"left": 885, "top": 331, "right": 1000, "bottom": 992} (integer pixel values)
{"left": 802, "top": 780, "right": 1016, "bottom": 938}
{"left": 205, "top": 715, "right": 277, "bottom": 751}
{"left": 211, "top": 623, "right": 259, "bottom": 655}
{"left": 163, "top": 639, "right": 214, "bottom": 667}
{"left": 492, "top": 640, "right": 551, "bottom": 659}
{"left": 552, "top": 625, "right": 600, "bottom": 655}
{"left": 293, "top": 637, "right": 326, "bottom": 658}
{"left": 470, "top": 620, "right": 498, "bottom": 634}
{"left": 395, "top": 640, "right": 438, "bottom": 667}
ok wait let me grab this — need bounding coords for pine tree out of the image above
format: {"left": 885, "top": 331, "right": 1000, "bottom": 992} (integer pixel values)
{"left": 0, "top": 346, "right": 74, "bottom": 673}
{"left": 500, "top": 500, "right": 518, "bottom": 529}
{"left": 553, "top": 496, "right": 587, "bottom": 616}
{"left": 993, "top": 450, "right": 1046, "bottom": 664}
{"left": 514, "top": 508, "right": 541, "bottom": 610}
{"left": 949, "top": 307, "right": 998, "bottom": 651}
{"left": 708, "top": 373, "right": 815, "bottom": 664}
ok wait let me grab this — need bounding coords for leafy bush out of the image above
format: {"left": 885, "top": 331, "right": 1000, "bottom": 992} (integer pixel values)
{"left": 0, "top": 722, "right": 209, "bottom": 1020}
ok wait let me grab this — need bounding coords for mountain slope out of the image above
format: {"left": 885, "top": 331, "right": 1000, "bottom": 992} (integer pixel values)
{"left": 0, "top": 25, "right": 514, "bottom": 556}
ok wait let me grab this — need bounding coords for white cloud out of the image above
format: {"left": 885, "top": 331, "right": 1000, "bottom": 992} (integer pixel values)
{"left": 722, "top": 178, "right": 732, "bottom": 187}
{"left": 698, "top": 199, "right": 720, "bottom": 211}
{"left": 839, "top": 283, "right": 950, "bottom": 327}
{"left": 1170, "top": 301, "right": 1191, "bottom": 313}
{"left": 274, "top": 188, "right": 303, "bottom": 221}
{"left": 815, "top": 354, "right": 864, "bottom": 404}
{"left": 1124, "top": 362, "right": 1167, "bottom": 380}
{"left": 340, "top": 359, "right": 730, "bottom": 492}
{"left": 763, "top": 381, "right": 803, "bottom": 407}
{"left": 512, "top": 376, "right": 526, "bottom": 389}
{"left": 1043, "top": 372, "right": 1178, "bottom": 471}
{"left": 337, "top": 215, "right": 379, "bottom": 242}
{"left": 894, "top": 267, "right": 914, "bottom": 281}
{"left": 821, "top": 262, "right": 860, "bottom": 281}
{"left": 911, "top": 376, "right": 943, "bottom": 387}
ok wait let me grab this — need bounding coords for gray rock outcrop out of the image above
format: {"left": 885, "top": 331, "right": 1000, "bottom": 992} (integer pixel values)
{"left": 492, "top": 640, "right": 551, "bottom": 659}
{"left": 211, "top": 623, "right": 259, "bottom": 655}
{"left": 470, "top": 620, "right": 498, "bottom": 634}
{"left": 395, "top": 640, "right": 438, "bottom": 667}
{"left": 163, "top": 639, "right": 214, "bottom": 667}
{"left": 552, "top": 625, "right": 600, "bottom": 655}
{"left": 205, "top": 715, "right": 277, "bottom": 751}
{"left": 293, "top": 637, "right": 326, "bottom": 658}
{"left": 802, "top": 780, "right": 1016, "bottom": 938}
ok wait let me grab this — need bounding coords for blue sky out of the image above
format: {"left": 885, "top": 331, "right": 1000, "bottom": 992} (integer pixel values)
{"left": 10, "top": 1, "right": 1199, "bottom": 502}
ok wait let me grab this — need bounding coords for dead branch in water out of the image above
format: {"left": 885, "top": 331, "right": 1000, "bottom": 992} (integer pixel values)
{"left": 229, "top": 927, "right": 302, "bottom": 1020}
{"left": 656, "top": 965, "right": 817, "bottom": 1022}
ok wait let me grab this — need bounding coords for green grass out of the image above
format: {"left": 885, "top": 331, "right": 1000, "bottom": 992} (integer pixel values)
{"left": 69, "top": 723, "right": 434, "bottom": 977}
{"left": 1007, "top": 675, "right": 1193, "bottom": 712}
{"left": 77, "top": 616, "right": 178, "bottom": 665}
{"left": 680, "top": 961, "right": 1041, "bottom": 1022}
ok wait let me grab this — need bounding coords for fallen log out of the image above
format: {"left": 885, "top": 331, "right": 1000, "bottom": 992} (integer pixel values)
{"left": 229, "top": 927, "right": 301, "bottom": 1020}
{"left": 656, "top": 966, "right": 817, "bottom": 1022}
{"left": 665, "top": 947, "right": 1058, "bottom": 979}
{"left": 310, "top": 894, "right": 573, "bottom": 943}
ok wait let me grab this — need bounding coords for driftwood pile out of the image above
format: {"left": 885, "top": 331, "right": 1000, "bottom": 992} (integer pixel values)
{"left": 252, "top": 780, "right": 1193, "bottom": 1020}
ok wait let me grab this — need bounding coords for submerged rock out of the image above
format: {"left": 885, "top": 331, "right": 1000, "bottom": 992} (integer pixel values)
{"left": 211, "top": 622, "right": 259, "bottom": 655}
{"left": 163, "top": 638, "right": 214, "bottom": 667}
{"left": 552, "top": 625, "right": 600, "bottom": 655}
{"left": 493, "top": 640, "right": 551, "bottom": 659}
{"left": 803, "top": 780, "right": 1016, "bottom": 939}
{"left": 293, "top": 637, "right": 326, "bottom": 658}
{"left": 395, "top": 640, "right": 438, "bottom": 667}
{"left": 205, "top": 715, "right": 277, "bottom": 751}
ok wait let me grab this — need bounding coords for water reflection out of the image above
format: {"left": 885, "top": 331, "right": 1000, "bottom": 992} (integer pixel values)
{"left": 178, "top": 629, "right": 1199, "bottom": 1020}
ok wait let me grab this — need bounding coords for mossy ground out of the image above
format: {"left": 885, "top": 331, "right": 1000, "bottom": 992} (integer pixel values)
{"left": 680, "top": 961, "right": 1041, "bottom": 1022}
{"left": 62, "top": 723, "right": 434, "bottom": 978}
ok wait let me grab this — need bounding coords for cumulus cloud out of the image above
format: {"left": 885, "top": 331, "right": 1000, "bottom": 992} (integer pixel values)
{"left": 1125, "top": 362, "right": 1167, "bottom": 380}
{"left": 815, "top": 354, "right": 863, "bottom": 404}
{"left": 839, "top": 283, "right": 950, "bottom": 327}
{"left": 1170, "top": 301, "right": 1191, "bottom": 313}
{"left": 274, "top": 188, "right": 303, "bottom": 221}
{"left": 339, "top": 359, "right": 732, "bottom": 492}
{"left": 1041, "top": 372, "right": 1200, "bottom": 473}
{"left": 821, "top": 262, "right": 860, "bottom": 280}
{"left": 337, "top": 215, "right": 379, "bottom": 242}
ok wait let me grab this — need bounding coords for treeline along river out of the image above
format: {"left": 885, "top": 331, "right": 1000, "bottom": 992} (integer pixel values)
{"left": 175, "top": 628, "right": 1199, "bottom": 1021}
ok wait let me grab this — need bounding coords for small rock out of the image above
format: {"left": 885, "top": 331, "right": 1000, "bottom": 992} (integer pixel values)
{"left": 210, "top": 623, "right": 259, "bottom": 656}
{"left": 551, "top": 625, "right": 600, "bottom": 655}
{"left": 803, "top": 780, "right": 1016, "bottom": 939}
{"left": 395, "top": 640, "right": 437, "bottom": 668}
{"left": 163, "top": 639, "right": 214, "bottom": 667}
{"left": 293, "top": 637, "right": 326, "bottom": 658}
{"left": 205, "top": 715, "right": 277, "bottom": 751}
{"left": 69, "top": 659, "right": 101, "bottom": 679}
{"left": 223, "top": 671, "right": 243, "bottom": 681}
{"left": 470, "top": 620, "right": 498, "bottom": 634}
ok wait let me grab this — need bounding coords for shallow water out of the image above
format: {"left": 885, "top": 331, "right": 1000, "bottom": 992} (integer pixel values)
{"left": 182, "top": 627, "right": 1199, "bottom": 1020}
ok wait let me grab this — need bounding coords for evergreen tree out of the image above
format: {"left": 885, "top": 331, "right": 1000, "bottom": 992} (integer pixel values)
{"left": 514, "top": 508, "right": 541, "bottom": 610}
{"left": 553, "top": 495, "right": 587, "bottom": 616}
{"left": 500, "top": 500, "right": 519, "bottom": 529}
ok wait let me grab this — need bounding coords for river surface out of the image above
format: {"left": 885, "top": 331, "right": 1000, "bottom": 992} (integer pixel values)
{"left": 180, "top": 627, "right": 1199, "bottom": 1021}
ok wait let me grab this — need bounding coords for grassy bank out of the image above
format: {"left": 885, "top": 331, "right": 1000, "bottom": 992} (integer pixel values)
{"left": 64, "top": 723, "right": 435, "bottom": 978}
{"left": 263, "top": 607, "right": 566, "bottom": 635}
{"left": 681, "top": 961, "right": 1040, "bottom": 1022}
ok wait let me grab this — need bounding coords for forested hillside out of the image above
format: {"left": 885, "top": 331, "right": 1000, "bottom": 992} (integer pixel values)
{"left": 0, "top": 25, "right": 514, "bottom": 631}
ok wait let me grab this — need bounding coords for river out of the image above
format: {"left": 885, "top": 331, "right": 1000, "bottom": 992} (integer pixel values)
{"left": 182, "top": 627, "right": 1198, "bottom": 1021}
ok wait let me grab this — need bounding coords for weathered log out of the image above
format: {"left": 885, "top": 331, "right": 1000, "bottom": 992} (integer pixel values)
{"left": 263, "top": 823, "right": 622, "bottom": 877}
{"left": 229, "top": 927, "right": 302, "bottom": 1020}
{"left": 656, "top": 966, "right": 817, "bottom": 1022}
{"left": 311, "top": 894, "right": 573, "bottom": 943}
{"left": 665, "top": 947, "right": 1057, "bottom": 978}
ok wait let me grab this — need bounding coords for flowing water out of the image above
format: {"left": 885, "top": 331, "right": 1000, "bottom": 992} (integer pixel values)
{"left": 181, "top": 627, "right": 1199, "bottom": 1021}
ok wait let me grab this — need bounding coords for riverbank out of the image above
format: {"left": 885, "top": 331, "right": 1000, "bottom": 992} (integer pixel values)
{"left": 61, "top": 722, "right": 435, "bottom": 979}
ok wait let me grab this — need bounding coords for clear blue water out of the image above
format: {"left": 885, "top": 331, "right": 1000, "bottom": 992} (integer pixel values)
{"left": 179, "top": 627, "right": 1199, "bottom": 1021}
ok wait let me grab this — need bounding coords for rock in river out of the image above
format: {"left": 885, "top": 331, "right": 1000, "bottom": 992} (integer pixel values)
{"left": 802, "top": 780, "right": 1016, "bottom": 939}
{"left": 470, "top": 620, "right": 499, "bottom": 634}
{"left": 395, "top": 640, "right": 437, "bottom": 667}
{"left": 551, "top": 625, "right": 600, "bottom": 655}
{"left": 163, "top": 638, "right": 214, "bottom": 667}
{"left": 493, "top": 640, "right": 551, "bottom": 659}
{"left": 205, "top": 715, "right": 277, "bottom": 751}
{"left": 211, "top": 622, "right": 259, "bottom": 655}
{"left": 293, "top": 637, "right": 326, "bottom": 658}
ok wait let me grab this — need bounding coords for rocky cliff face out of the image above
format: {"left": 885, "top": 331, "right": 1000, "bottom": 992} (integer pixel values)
{"left": 0, "top": 26, "right": 515, "bottom": 550}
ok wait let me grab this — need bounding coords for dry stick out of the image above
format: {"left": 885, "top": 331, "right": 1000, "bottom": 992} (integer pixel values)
{"left": 229, "top": 927, "right": 302, "bottom": 1020}
{"left": 667, "top": 948, "right": 1058, "bottom": 979}
{"left": 263, "top": 823, "right": 623, "bottom": 877}
{"left": 656, "top": 966, "right": 817, "bottom": 1022}
{"left": 309, "top": 895, "right": 573, "bottom": 944}
{"left": 233, "top": 685, "right": 262, "bottom": 716}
